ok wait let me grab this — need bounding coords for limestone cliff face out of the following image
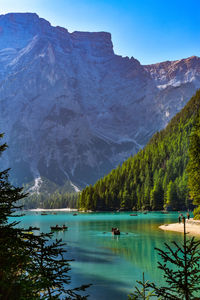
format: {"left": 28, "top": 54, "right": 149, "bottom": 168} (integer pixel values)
{"left": 144, "top": 56, "right": 200, "bottom": 89}
{"left": 0, "top": 13, "right": 199, "bottom": 188}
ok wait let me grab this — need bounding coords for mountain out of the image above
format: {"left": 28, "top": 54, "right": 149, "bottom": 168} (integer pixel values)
{"left": 79, "top": 90, "right": 200, "bottom": 211}
{"left": 0, "top": 13, "right": 200, "bottom": 189}
{"left": 21, "top": 177, "right": 78, "bottom": 209}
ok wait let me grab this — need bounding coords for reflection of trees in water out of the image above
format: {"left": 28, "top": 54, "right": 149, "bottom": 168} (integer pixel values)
{"left": 102, "top": 236, "right": 162, "bottom": 280}
{"left": 68, "top": 213, "right": 183, "bottom": 283}
{"left": 91, "top": 216, "right": 183, "bottom": 283}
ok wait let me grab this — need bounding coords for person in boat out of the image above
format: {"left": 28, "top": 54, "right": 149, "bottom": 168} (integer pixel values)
{"left": 111, "top": 227, "right": 120, "bottom": 235}
{"left": 56, "top": 224, "right": 58, "bottom": 228}
{"left": 114, "top": 228, "right": 120, "bottom": 235}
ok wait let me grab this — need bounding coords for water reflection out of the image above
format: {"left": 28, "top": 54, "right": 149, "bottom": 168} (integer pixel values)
{"left": 18, "top": 211, "right": 188, "bottom": 300}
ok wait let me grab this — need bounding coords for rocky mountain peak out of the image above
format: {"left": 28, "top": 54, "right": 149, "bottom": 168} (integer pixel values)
{"left": 71, "top": 31, "right": 114, "bottom": 56}
{"left": 0, "top": 13, "right": 200, "bottom": 188}
{"left": 144, "top": 55, "right": 200, "bottom": 89}
{"left": 0, "top": 13, "right": 53, "bottom": 50}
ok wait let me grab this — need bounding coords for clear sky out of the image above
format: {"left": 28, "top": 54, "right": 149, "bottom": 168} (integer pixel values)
{"left": 0, "top": 0, "right": 200, "bottom": 64}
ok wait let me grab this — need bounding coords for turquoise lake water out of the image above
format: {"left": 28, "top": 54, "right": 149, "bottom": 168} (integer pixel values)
{"left": 16, "top": 211, "right": 193, "bottom": 299}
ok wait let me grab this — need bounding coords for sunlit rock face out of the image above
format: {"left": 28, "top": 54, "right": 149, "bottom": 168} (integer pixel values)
{"left": 0, "top": 13, "right": 200, "bottom": 187}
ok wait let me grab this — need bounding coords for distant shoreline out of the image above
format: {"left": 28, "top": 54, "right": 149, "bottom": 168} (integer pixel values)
{"left": 28, "top": 208, "right": 78, "bottom": 212}
{"left": 159, "top": 219, "right": 200, "bottom": 236}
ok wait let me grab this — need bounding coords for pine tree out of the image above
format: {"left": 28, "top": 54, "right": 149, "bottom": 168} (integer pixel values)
{"left": 165, "top": 181, "right": 178, "bottom": 210}
{"left": 0, "top": 134, "right": 90, "bottom": 299}
{"left": 150, "top": 180, "right": 163, "bottom": 210}
{"left": 130, "top": 218, "right": 200, "bottom": 299}
{"left": 128, "top": 273, "right": 155, "bottom": 299}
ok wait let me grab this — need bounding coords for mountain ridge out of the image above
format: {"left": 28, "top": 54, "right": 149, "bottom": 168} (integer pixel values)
{"left": 0, "top": 12, "right": 200, "bottom": 189}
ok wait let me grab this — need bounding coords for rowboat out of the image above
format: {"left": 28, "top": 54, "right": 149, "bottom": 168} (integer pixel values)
{"left": 50, "top": 225, "right": 68, "bottom": 231}
{"left": 111, "top": 227, "right": 120, "bottom": 235}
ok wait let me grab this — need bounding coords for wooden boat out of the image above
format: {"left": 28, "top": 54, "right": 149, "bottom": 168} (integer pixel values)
{"left": 41, "top": 213, "right": 48, "bottom": 215}
{"left": 73, "top": 213, "right": 78, "bottom": 216}
{"left": 50, "top": 225, "right": 68, "bottom": 231}
{"left": 28, "top": 226, "right": 40, "bottom": 231}
{"left": 111, "top": 227, "right": 120, "bottom": 235}
{"left": 130, "top": 214, "right": 137, "bottom": 216}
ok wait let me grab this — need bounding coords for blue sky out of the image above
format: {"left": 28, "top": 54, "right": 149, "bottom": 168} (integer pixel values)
{"left": 0, "top": 0, "right": 200, "bottom": 64}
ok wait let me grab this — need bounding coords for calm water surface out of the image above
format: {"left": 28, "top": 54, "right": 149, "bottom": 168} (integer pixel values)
{"left": 16, "top": 211, "right": 192, "bottom": 299}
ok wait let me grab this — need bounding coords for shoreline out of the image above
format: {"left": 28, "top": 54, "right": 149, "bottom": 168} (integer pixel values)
{"left": 27, "top": 208, "right": 78, "bottom": 212}
{"left": 159, "top": 219, "right": 200, "bottom": 236}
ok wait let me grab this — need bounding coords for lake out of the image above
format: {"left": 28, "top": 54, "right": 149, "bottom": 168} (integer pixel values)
{"left": 16, "top": 211, "right": 191, "bottom": 299}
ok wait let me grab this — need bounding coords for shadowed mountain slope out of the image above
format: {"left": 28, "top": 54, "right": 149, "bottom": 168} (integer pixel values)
{"left": 0, "top": 13, "right": 200, "bottom": 189}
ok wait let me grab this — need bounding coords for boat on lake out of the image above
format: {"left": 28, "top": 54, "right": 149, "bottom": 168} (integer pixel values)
{"left": 28, "top": 226, "right": 40, "bottom": 231}
{"left": 130, "top": 214, "right": 137, "bottom": 216}
{"left": 51, "top": 225, "right": 68, "bottom": 231}
{"left": 41, "top": 213, "right": 48, "bottom": 215}
{"left": 73, "top": 213, "right": 78, "bottom": 216}
{"left": 112, "top": 227, "right": 120, "bottom": 235}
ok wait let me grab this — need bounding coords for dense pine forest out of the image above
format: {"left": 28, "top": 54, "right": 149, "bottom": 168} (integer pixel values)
{"left": 21, "top": 178, "right": 78, "bottom": 209}
{"left": 21, "top": 191, "right": 78, "bottom": 209}
{"left": 78, "top": 90, "right": 200, "bottom": 212}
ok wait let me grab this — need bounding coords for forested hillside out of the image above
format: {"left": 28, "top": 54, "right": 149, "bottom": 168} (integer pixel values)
{"left": 21, "top": 178, "right": 78, "bottom": 209}
{"left": 21, "top": 191, "right": 78, "bottom": 209}
{"left": 79, "top": 90, "right": 200, "bottom": 211}
{"left": 187, "top": 108, "right": 200, "bottom": 218}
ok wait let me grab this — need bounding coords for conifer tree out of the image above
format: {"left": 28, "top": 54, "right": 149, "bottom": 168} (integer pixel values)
{"left": 0, "top": 134, "right": 90, "bottom": 299}
{"left": 128, "top": 273, "right": 155, "bottom": 299}
{"left": 129, "top": 218, "right": 200, "bottom": 299}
